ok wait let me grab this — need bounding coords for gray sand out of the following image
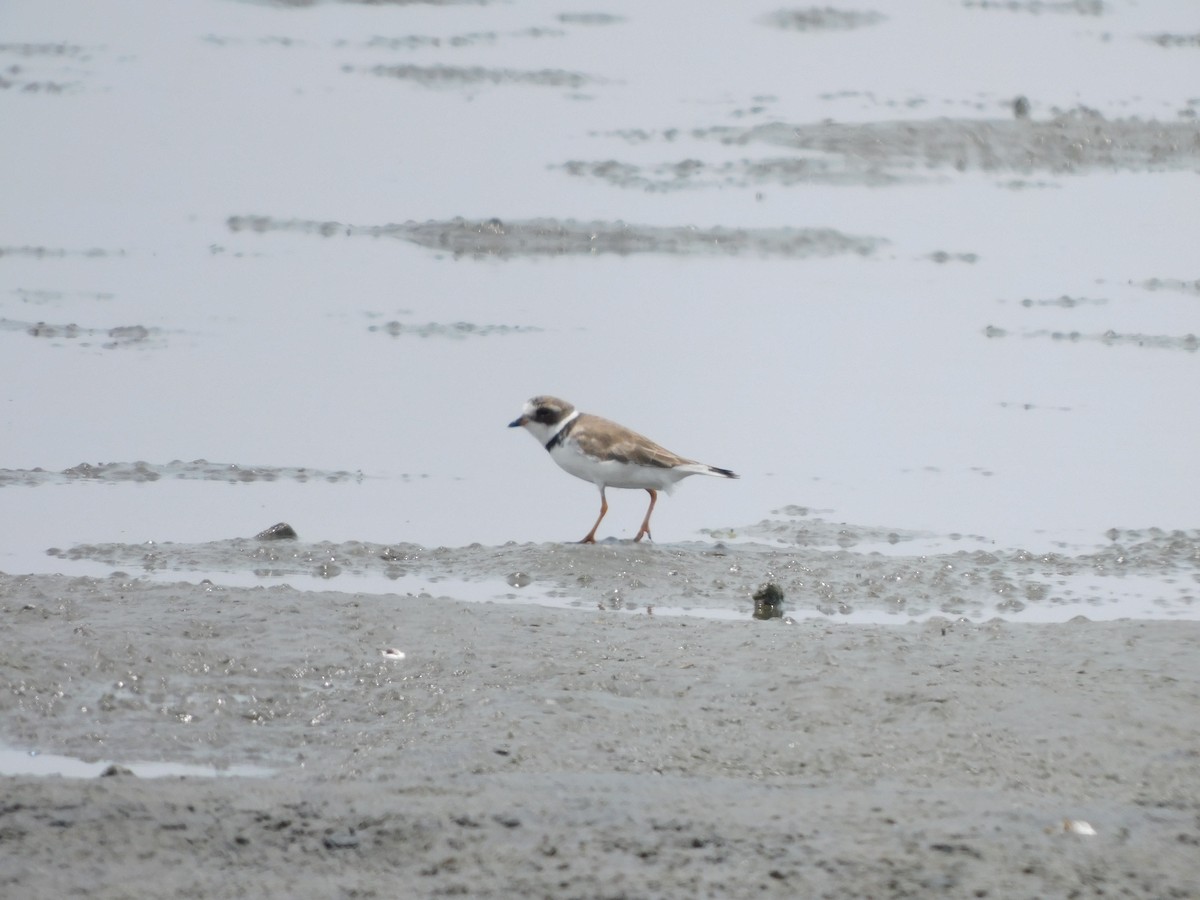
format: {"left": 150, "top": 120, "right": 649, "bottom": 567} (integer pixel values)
{"left": 2, "top": 571, "right": 1197, "bottom": 898}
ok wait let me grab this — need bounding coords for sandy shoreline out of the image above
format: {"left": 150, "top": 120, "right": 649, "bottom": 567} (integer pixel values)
{"left": 2, "top": 571, "right": 1197, "bottom": 898}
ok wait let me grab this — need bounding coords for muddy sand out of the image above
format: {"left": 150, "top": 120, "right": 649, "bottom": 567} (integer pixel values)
{"left": 1, "top": 564, "right": 1198, "bottom": 899}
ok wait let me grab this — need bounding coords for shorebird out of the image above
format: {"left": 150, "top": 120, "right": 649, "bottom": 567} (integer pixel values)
{"left": 509, "top": 395, "right": 738, "bottom": 543}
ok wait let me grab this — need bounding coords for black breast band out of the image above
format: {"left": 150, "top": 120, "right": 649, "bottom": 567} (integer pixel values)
{"left": 545, "top": 416, "right": 578, "bottom": 452}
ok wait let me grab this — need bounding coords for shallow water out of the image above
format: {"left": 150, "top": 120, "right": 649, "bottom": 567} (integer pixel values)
{"left": 2, "top": 0, "right": 1197, "bottom": 621}
{"left": 0, "top": 745, "right": 275, "bottom": 779}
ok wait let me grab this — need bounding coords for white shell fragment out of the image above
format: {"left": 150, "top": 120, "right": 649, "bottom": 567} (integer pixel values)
{"left": 1060, "top": 819, "right": 1097, "bottom": 836}
{"left": 381, "top": 648, "right": 406, "bottom": 660}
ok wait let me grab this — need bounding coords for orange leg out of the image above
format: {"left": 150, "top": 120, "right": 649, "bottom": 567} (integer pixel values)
{"left": 579, "top": 488, "right": 608, "bottom": 544}
{"left": 634, "top": 489, "right": 657, "bottom": 542}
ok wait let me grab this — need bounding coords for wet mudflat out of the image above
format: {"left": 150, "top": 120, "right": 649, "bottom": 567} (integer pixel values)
{"left": 2, "top": 0, "right": 1199, "bottom": 896}
{"left": 2, "top": 572, "right": 1198, "bottom": 898}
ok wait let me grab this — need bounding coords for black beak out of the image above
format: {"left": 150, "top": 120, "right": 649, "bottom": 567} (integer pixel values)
{"left": 508, "top": 416, "right": 526, "bottom": 428}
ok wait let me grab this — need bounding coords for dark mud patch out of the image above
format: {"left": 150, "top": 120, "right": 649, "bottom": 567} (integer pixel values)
{"left": 704, "top": 507, "right": 942, "bottom": 548}
{"left": 1144, "top": 33, "right": 1200, "bottom": 49}
{"left": 997, "top": 400, "right": 1074, "bottom": 412}
{"left": 353, "top": 27, "right": 565, "bottom": 51}
{"left": 1009, "top": 294, "right": 1111, "bottom": 308}
{"left": 0, "top": 43, "right": 90, "bottom": 57}
{"left": 760, "top": 8, "right": 886, "bottom": 32}
{"left": 561, "top": 156, "right": 908, "bottom": 190}
{"left": 227, "top": 215, "right": 884, "bottom": 259}
{"left": 360, "top": 64, "right": 597, "bottom": 90}
{"left": 0, "top": 246, "right": 126, "bottom": 260}
{"left": 0, "top": 460, "right": 366, "bottom": 489}
{"left": 7, "top": 288, "right": 116, "bottom": 306}
{"left": 367, "top": 320, "right": 542, "bottom": 339}
{"left": 208, "top": 27, "right": 566, "bottom": 51}
{"left": 0, "top": 43, "right": 91, "bottom": 94}
{"left": 240, "top": 0, "right": 492, "bottom": 7}
{"left": 557, "top": 12, "right": 625, "bottom": 26}
{"left": 963, "top": 0, "right": 1105, "bottom": 13}
{"left": 927, "top": 250, "right": 979, "bottom": 264}
{"left": 983, "top": 325, "right": 1199, "bottom": 352}
{"left": 1138, "top": 277, "right": 1200, "bottom": 296}
{"left": 43, "top": 523, "right": 1200, "bottom": 621}
{"left": 580, "top": 110, "right": 1200, "bottom": 191}
{"left": 0, "top": 318, "right": 162, "bottom": 349}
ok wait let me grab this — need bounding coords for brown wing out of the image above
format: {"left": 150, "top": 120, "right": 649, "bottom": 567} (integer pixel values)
{"left": 571, "top": 414, "right": 694, "bottom": 469}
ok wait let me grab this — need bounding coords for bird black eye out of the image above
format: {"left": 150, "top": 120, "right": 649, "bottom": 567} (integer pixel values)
{"left": 534, "top": 406, "right": 553, "bottom": 422}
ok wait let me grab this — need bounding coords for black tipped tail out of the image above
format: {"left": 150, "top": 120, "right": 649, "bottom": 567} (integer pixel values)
{"left": 709, "top": 466, "right": 738, "bottom": 479}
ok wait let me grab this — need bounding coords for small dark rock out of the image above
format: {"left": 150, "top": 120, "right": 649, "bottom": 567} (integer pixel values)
{"left": 255, "top": 522, "right": 298, "bottom": 541}
{"left": 100, "top": 764, "right": 135, "bottom": 777}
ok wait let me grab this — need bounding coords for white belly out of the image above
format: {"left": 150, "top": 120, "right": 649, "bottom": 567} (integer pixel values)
{"left": 549, "top": 444, "right": 686, "bottom": 492}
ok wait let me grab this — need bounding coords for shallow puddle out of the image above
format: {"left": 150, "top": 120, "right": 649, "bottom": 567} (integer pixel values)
{"left": 0, "top": 746, "right": 275, "bottom": 779}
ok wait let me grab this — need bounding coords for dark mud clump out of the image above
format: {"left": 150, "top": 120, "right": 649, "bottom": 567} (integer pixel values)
{"left": 0, "top": 460, "right": 365, "bottom": 489}
{"left": 752, "top": 582, "right": 785, "bottom": 619}
{"left": 227, "top": 215, "right": 885, "bottom": 260}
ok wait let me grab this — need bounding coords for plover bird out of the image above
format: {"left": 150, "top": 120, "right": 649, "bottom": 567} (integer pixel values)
{"left": 509, "top": 395, "right": 738, "bottom": 543}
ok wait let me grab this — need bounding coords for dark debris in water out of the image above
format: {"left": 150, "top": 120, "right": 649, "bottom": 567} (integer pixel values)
{"left": 760, "top": 9, "right": 886, "bottom": 31}
{"left": 368, "top": 320, "right": 542, "bottom": 339}
{"left": 586, "top": 110, "right": 1200, "bottom": 190}
{"left": 244, "top": 0, "right": 497, "bottom": 7}
{"left": 1138, "top": 278, "right": 1200, "bottom": 296}
{"left": 558, "top": 13, "right": 624, "bottom": 26}
{"left": 962, "top": 0, "right": 1104, "bottom": 14}
{"left": 1016, "top": 294, "right": 1110, "bottom": 308}
{"left": 227, "top": 215, "right": 885, "bottom": 260}
{"left": 0, "top": 246, "right": 125, "bottom": 259}
{"left": 361, "top": 63, "right": 597, "bottom": 90}
{"left": 561, "top": 156, "right": 907, "bottom": 191}
{"left": 0, "top": 461, "right": 366, "bottom": 488}
{"left": 983, "top": 326, "right": 1199, "bottom": 352}
{"left": 707, "top": 111, "right": 1200, "bottom": 174}
{"left": 1144, "top": 33, "right": 1200, "bottom": 49}
{"left": 0, "top": 317, "right": 160, "bottom": 349}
